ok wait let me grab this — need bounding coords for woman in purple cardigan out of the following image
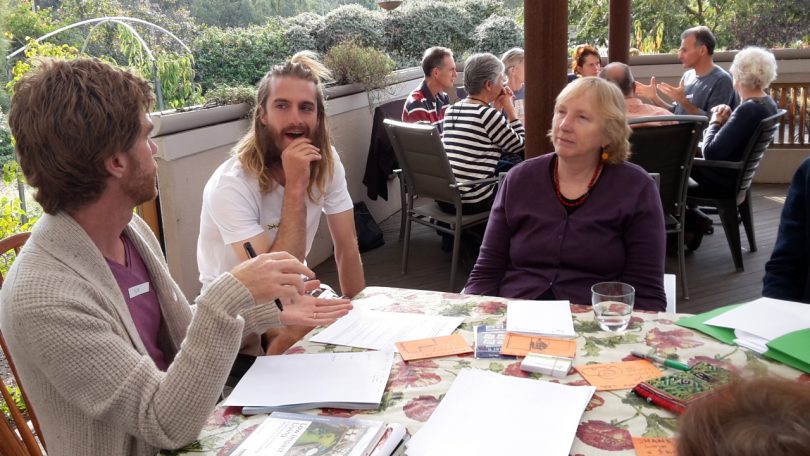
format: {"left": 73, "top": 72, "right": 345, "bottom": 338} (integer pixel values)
{"left": 465, "top": 77, "right": 667, "bottom": 311}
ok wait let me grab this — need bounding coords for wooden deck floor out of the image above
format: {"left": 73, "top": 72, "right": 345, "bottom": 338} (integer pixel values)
{"left": 314, "top": 184, "right": 789, "bottom": 315}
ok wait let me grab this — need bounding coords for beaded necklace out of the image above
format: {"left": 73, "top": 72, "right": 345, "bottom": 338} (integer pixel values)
{"left": 553, "top": 156, "right": 603, "bottom": 207}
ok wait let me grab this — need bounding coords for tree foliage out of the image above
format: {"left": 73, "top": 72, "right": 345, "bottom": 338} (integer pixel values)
{"left": 193, "top": 25, "right": 289, "bottom": 90}
{"left": 472, "top": 14, "right": 524, "bottom": 55}
{"left": 315, "top": 4, "right": 385, "bottom": 52}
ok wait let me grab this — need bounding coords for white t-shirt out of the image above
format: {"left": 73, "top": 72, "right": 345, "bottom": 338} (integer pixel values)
{"left": 197, "top": 146, "right": 353, "bottom": 289}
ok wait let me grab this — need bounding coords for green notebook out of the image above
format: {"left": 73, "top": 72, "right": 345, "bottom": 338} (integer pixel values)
{"left": 676, "top": 305, "right": 810, "bottom": 374}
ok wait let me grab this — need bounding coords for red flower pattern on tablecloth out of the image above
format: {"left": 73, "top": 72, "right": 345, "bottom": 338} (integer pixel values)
{"left": 209, "top": 406, "right": 242, "bottom": 426}
{"left": 576, "top": 420, "right": 634, "bottom": 451}
{"left": 388, "top": 304, "right": 424, "bottom": 314}
{"left": 318, "top": 408, "right": 366, "bottom": 418}
{"left": 216, "top": 423, "right": 259, "bottom": 456}
{"left": 388, "top": 360, "right": 442, "bottom": 389}
{"left": 284, "top": 346, "right": 306, "bottom": 355}
{"left": 658, "top": 318, "right": 674, "bottom": 325}
{"left": 799, "top": 373, "right": 810, "bottom": 383}
{"left": 503, "top": 361, "right": 530, "bottom": 378}
{"left": 627, "top": 316, "right": 644, "bottom": 330}
{"left": 571, "top": 304, "right": 592, "bottom": 314}
{"left": 645, "top": 328, "right": 704, "bottom": 353}
{"left": 686, "top": 355, "right": 742, "bottom": 374}
{"left": 477, "top": 301, "right": 507, "bottom": 315}
{"left": 403, "top": 395, "right": 440, "bottom": 422}
{"left": 565, "top": 380, "right": 605, "bottom": 411}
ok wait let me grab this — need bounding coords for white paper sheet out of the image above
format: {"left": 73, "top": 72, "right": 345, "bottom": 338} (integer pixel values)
{"left": 310, "top": 309, "right": 464, "bottom": 350}
{"left": 704, "top": 297, "right": 810, "bottom": 352}
{"left": 351, "top": 295, "right": 397, "bottom": 311}
{"left": 505, "top": 300, "right": 576, "bottom": 338}
{"left": 223, "top": 351, "right": 394, "bottom": 411}
{"left": 406, "top": 369, "right": 595, "bottom": 456}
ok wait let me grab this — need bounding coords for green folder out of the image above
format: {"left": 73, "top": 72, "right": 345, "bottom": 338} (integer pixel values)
{"left": 765, "top": 328, "right": 810, "bottom": 373}
{"left": 675, "top": 304, "right": 740, "bottom": 345}
{"left": 677, "top": 305, "right": 810, "bottom": 373}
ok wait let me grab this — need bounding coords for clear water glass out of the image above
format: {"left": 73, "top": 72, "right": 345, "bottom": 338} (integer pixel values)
{"left": 591, "top": 282, "right": 635, "bottom": 333}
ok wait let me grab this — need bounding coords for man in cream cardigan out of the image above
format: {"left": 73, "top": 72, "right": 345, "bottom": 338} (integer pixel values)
{"left": 0, "top": 58, "right": 352, "bottom": 455}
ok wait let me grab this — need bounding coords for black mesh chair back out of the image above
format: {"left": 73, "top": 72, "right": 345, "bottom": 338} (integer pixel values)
{"left": 628, "top": 115, "right": 708, "bottom": 300}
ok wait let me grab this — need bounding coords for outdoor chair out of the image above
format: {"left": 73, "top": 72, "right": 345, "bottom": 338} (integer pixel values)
{"left": 383, "top": 119, "right": 498, "bottom": 291}
{"left": 0, "top": 232, "right": 45, "bottom": 455}
{"left": 628, "top": 115, "right": 708, "bottom": 300}
{"left": 687, "top": 109, "right": 786, "bottom": 272}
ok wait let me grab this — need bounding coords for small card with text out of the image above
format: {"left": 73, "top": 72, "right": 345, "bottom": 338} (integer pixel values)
{"left": 632, "top": 437, "right": 677, "bottom": 456}
{"left": 500, "top": 333, "right": 577, "bottom": 358}
{"left": 575, "top": 360, "right": 662, "bottom": 391}
{"left": 396, "top": 334, "right": 473, "bottom": 361}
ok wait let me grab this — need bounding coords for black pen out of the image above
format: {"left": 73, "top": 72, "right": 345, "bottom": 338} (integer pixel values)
{"left": 243, "top": 242, "right": 284, "bottom": 311}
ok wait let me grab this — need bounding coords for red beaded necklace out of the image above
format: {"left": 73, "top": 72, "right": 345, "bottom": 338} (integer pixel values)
{"left": 553, "top": 156, "right": 603, "bottom": 207}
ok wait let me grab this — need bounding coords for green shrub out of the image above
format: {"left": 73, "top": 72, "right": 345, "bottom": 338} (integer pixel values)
{"left": 284, "top": 25, "right": 317, "bottom": 54}
{"left": 285, "top": 12, "right": 323, "bottom": 30}
{"left": 324, "top": 40, "right": 394, "bottom": 87}
{"left": 455, "top": 0, "right": 505, "bottom": 27}
{"left": 0, "top": 109, "right": 14, "bottom": 167}
{"left": 203, "top": 84, "right": 257, "bottom": 108}
{"left": 472, "top": 14, "right": 524, "bottom": 55}
{"left": 383, "top": 1, "right": 471, "bottom": 68}
{"left": 315, "top": 5, "right": 384, "bottom": 52}
{"left": 193, "top": 25, "right": 289, "bottom": 91}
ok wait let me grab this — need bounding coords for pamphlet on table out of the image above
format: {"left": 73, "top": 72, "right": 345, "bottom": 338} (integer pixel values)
{"left": 224, "top": 351, "right": 394, "bottom": 414}
{"left": 225, "top": 411, "right": 406, "bottom": 456}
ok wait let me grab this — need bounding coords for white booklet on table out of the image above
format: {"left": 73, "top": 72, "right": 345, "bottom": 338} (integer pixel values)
{"left": 310, "top": 309, "right": 464, "bottom": 350}
{"left": 505, "top": 300, "right": 576, "bottom": 338}
{"left": 406, "top": 368, "right": 595, "bottom": 456}
{"left": 224, "top": 351, "right": 394, "bottom": 415}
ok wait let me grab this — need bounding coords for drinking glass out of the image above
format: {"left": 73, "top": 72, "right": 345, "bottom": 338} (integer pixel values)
{"left": 591, "top": 282, "right": 635, "bottom": 333}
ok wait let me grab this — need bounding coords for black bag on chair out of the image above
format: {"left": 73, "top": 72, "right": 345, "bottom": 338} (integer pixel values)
{"left": 353, "top": 202, "right": 384, "bottom": 252}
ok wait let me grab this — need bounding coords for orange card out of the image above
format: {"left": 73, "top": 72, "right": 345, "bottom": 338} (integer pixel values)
{"left": 396, "top": 334, "right": 473, "bottom": 361}
{"left": 632, "top": 437, "right": 677, "bottom": 456}
{"left": 501, "top": 333, "right": 577, "bottom": 358}
{"left": 575, "top": 360, "right": 662, "bottom": 391}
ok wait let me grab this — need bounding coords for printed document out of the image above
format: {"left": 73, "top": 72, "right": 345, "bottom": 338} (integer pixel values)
{"left": 407, "top": 369, "right": 595, "bottom": 456}
{"left": 310, "top": 309, "right": 464, "bottom": 350}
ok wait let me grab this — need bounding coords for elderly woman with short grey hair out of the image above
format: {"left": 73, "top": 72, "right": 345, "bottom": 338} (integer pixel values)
{"left": 685, "top": 46, "right": 779, "bottom": 249}
{"left": 440, "top": 53, "right": 525, "bottom": 215}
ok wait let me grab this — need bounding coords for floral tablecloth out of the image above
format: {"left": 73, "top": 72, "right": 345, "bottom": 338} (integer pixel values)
{"left": 164, "top": 286, "right": 806, "bottom": 455}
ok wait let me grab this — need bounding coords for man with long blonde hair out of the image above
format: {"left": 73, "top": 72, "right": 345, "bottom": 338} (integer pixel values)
{"left": 198, "top": 52, "right": 364, "bottom": 376}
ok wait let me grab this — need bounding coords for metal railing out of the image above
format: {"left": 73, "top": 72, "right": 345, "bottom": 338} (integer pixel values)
{"left": 770, "top": 83, "right": 809, "bottom": 147}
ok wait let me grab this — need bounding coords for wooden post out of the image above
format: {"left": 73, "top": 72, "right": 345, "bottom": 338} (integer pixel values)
{"left": 524, "top": 0, "right": 568, "bottom": 158}
{"left": 608, "top": 0, "right": 631, "bottom": 64}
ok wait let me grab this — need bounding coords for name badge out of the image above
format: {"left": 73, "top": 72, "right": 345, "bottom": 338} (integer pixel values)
{"left": 129, "top": 282, "right": 150, "bottom": 299}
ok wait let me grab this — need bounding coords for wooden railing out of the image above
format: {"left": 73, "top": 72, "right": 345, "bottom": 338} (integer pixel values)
{"left": 770, "top": 83, "right": 809, "bottom": 147}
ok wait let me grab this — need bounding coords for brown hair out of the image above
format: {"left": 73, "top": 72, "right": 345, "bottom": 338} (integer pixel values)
{"left": 234, "top": 51, "right": 333, "bottom": 199}
{"left": 571, "top": 44, "right": 600, "bottom": 75}
{"left": 8, "top": 58, "right": 154, "bottom": 215}
{"left": 549, "top": 77, "right": 631, "bottom": 165}
{"left": 421, "top": 47, "right": 453, "bottom": 78}
{"left": 677, "top": 377, "right": 810, "bottom": 456}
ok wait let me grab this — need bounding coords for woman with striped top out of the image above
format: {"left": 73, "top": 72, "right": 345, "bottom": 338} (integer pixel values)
{"left": 440, "top": 52, "right": 526, "bottom": 215}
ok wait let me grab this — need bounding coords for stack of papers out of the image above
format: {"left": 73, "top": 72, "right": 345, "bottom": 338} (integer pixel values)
{"left": 407, "top": 369, "right": 595, "bottom": 456}
{"left": 505, "top": 300, "right": 576, "bottom": 338}
{"left": 224, "top": 351, "right": 394, "bottom": 414}
{"left": 703, "top": 297, "right": 810, "bottom": 353}
{"left": 677, "top": 297, "right": 810, "bottom": 373}
{"left": 310, "top": 309, "right": 464, "bottom": 350}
